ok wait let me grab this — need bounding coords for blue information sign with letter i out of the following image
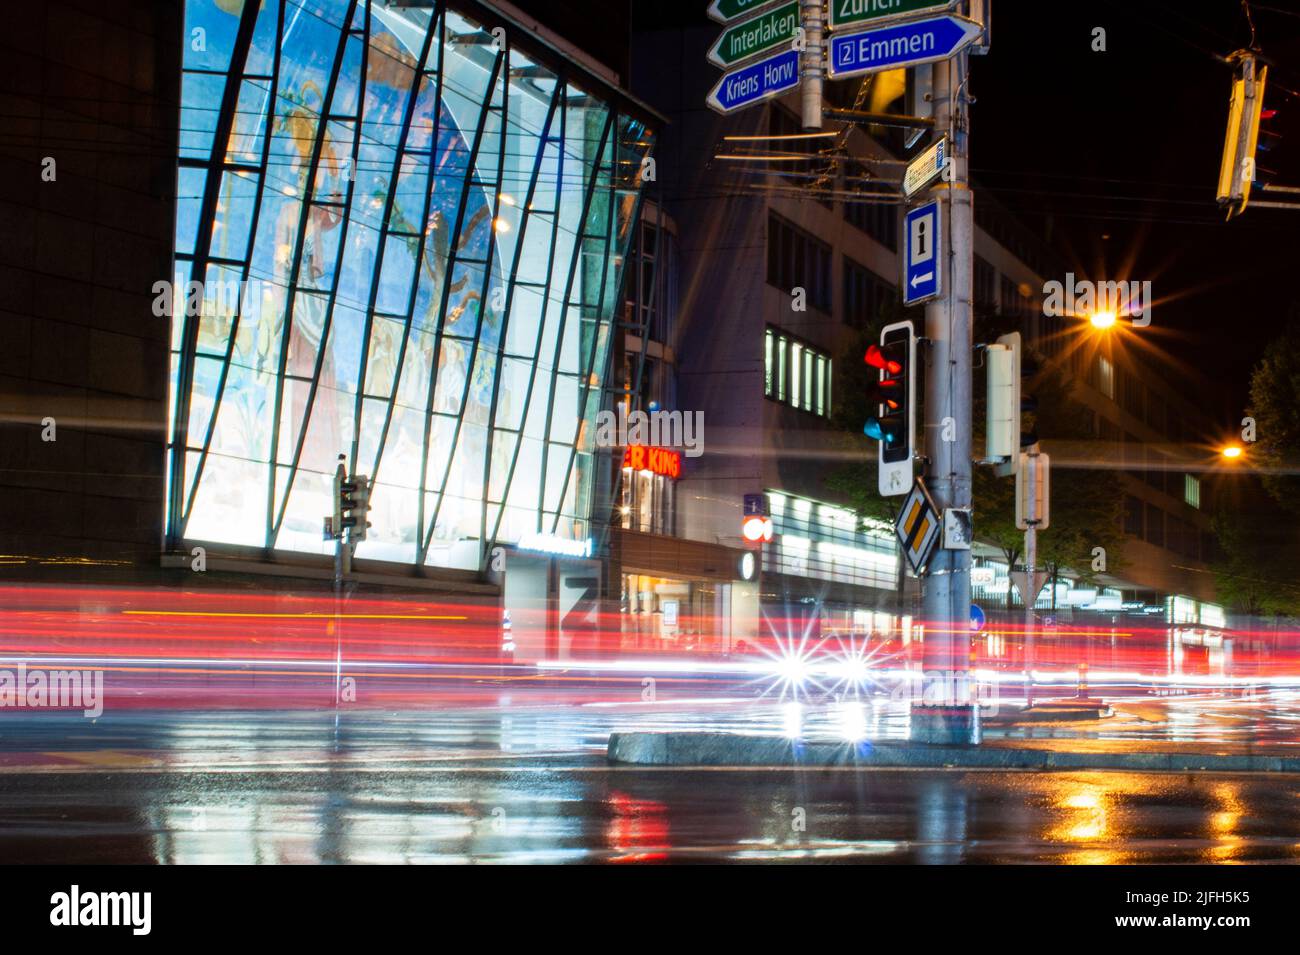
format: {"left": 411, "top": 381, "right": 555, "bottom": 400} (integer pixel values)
{"left": 903, "top": 199, "right": 942, "bottom": 306}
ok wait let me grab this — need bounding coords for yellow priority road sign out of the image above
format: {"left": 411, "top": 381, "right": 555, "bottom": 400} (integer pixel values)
{"left": 895, "top": 478, "right": 941, "bottom": 576}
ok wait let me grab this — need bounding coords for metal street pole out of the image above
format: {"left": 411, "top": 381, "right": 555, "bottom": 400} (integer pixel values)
{"left": 333, "top": 454, "right": 349, "bottom": 706}
{"left": 800, "top": 0, "right": 823, "bottom": 130}
{"left": 1023, "top": 521, "right": 1036, "bottom": 709}
{"left": 914, "top": 50, "right": 975, "bottom": 742}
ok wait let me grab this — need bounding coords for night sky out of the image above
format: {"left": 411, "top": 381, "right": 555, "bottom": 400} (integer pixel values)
{"left": 970, "top": 0, "right": 1300, "bottom": 424}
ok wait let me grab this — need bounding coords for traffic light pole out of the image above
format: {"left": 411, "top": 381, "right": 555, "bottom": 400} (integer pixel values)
{"left": 1023, "top": 521, "right": 1036, "bottom": 709}
{"left": 911, "top": 51, "right": 977, "bottom": 743}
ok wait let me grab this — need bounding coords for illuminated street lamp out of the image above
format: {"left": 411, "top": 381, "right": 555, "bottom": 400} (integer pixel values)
{"left": 1221, "top": 445, "right": 1244, "bottom": 460}
{"left": 1088, "top": 309, "right": 1117, "bottom": 330}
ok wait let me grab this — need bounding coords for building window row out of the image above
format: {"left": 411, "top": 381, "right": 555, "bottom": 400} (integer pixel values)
{"left": 844, "top": 199, "right": 898, "bottom": 251}
{"left": 765, "top": 327, "right": 831, "bottom": 418}
{"left": 843, "top": 256, "right": 898, "bottom": 329}
{"left": 767, "top": 213, "right": 832, "bottom": 312}
{"left": 765, "top": 490, "right": 898, "bottom": 591}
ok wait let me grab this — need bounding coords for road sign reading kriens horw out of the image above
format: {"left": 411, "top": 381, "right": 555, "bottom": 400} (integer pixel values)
{"left": 707, "top": 0, "right": 784, "bottom": 24}
{"left": 895, "top": 479, "right": 941, "bottom": 576}
{"left": 707, "top": 48, "right": 800, "bottom": 114}
{"left": 903, "top": 199, "right": 941, "bottom": 306}
{"left": 828, "top": 14, "right": 983, "bottom": 79}
{"left": 827, "top": 0, "right": 957, "bottom": 32}
{"left": 708, "top": 0, "right": 800, "bottom": 68}
{"left": 903, "top": 134, "right": 949, "bottom": 197}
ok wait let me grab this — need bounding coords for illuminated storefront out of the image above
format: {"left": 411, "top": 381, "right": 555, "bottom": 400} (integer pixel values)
{"left": 167, "top": 0, "right": 654, "bottom": 572}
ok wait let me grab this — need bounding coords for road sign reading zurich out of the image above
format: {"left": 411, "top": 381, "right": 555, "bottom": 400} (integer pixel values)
{"left": 827, "top": 0, "right": 957, "bottom": 32}
{"left": 903, "top": 199, "right": 941, "bottom": 305}
{"left": 706, "top": 48, "right": 800, "bottom": 114}
{"left": 828, "top": 14, "right": 983, "bottom": 79}
{"left": 707, "top": 1, "right": 801, "bottom": 68}
{"left": 707, "top": 0, "right": 784, "bottom": 24}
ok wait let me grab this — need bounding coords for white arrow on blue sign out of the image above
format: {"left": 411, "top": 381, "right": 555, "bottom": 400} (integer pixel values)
{"left": 828, "top": 14, "right": 983, "bottom": 79}
{"left": 706, "top": 48, "right": 800, "bottom": 114}
{"left": 903, "top": 199, "right": 941, "bottom": 306}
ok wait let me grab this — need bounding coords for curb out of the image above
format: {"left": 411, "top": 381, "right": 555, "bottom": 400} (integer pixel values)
{"left": 606, "top": 732, "right": 1300, "bottom": 774}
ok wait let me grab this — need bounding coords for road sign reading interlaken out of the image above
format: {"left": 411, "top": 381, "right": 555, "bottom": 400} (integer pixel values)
{"left": 708, "top": 1, "right": 800, "bottom": 67}
{"left": 707, "top": 48, "right": 800, "bottom": 114}
{"left": 828, "top": 14, "right": 983, "bottom": 79}
{"left": 707, "top": 0, "right": 784, "bottom": 24}
{"left": 827, "top": 0, "right": 957, "bottom": 32}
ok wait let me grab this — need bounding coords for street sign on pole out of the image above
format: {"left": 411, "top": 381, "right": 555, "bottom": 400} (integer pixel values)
{"left": 1015, "top": 450, "right": 1050, "bottom": 529}
{"left": 903, "top": 199, "right": 941, "bottom": 305}
{"left": 1009, "top": 569, "right": 1048, "bottom": 607}
{"left": 707, "top": 0, "right": 801, "bottom": 68}
{"left": 827, "top": 0, "right": 956, "bottom": 32}
{"left": 895, "top": 479, "right": 941, "bottom": 576}
{"left": 707, "top": 0, "right": 784, "bottom": 25}
{"left": 706, "top": 47, "right": 801, "bottom": 114}
{"left": 903, "top": 134, "right": 950, "bottom": 197}
{"left": 827, "top": 14, "right": 983, "bottom": 79}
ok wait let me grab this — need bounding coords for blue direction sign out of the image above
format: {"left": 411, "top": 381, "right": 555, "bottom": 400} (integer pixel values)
{"left": 706, "top": 48, "right": 800, "bottom": 114}
{"left": 903, "top": 200, "right": 941, "bottom": 306}
{"left": 828, "top": 14, "right": 982, "bottom": 79}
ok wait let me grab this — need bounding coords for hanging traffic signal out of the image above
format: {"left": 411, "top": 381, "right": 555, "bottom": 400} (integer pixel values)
{"left": 1217, "top": 51, "right": 1268, "bottom": 219}
{"left": 867, "top": 320, "right": 916, "bottom": 496}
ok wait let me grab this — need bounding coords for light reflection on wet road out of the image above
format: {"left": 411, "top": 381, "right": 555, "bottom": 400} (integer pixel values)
{"left": 1, "top": 691, "right": 1300, "bottom": 863}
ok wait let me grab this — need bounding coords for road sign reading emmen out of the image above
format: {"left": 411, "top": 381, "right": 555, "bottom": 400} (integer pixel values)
{"left": 828, "top": 14, "right": 982, "bottom": 79}
{"left": 707, "top": 0, "right": 783, "bottom": 24}
{"left": 707, "top": 48, "right": 800, "bottom": 114}
{"left": 708, "top": 1, "right": 801, "bottom": 68}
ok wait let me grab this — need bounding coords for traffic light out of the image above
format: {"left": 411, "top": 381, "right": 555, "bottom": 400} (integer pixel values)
{"left": 866, "top": 320, "right": 916, "bottom": 496}
{"left": 1217, "top": 51, "right": 1268, "bottom": 219}
{"left": 331, "top": 459, "right": 372, "bottom": 542}
{"left": 350, "top": 475, "right": 372, "bottom": 542}
{"left": 331, "top": 458, "right": 348, "bottom": 539}
{"left": 741, "top": 492, "right": 772, "bottom": 547}
{"left": 989, "top": 332, "right": 1038, "bottom": 476}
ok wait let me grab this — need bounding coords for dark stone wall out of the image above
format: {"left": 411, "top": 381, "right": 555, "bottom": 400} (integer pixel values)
{"left": 0, "top": 0, "right": 179, "bottom": 569}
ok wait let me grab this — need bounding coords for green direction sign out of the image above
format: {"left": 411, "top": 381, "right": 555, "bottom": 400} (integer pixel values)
{"left": 707, "top": 0, "right": 783, "bottom": 26}
{"left": 707, "top": 1, "right": 801, "bottom": 68}
{"left": 827, "top": 0, "right": 956, "bottom": 32}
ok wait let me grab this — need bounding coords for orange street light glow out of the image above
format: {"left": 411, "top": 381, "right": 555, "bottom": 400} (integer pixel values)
{"left": 1222, "top": 445, "right": 1243, "bottom": 459}
{"left": 1089, "top": 310, "right": 1117, "bottom": 330}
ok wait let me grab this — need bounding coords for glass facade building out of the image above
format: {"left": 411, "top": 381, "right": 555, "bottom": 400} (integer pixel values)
{"left": 167, "top": 0, "right": 653, "bottom": 570}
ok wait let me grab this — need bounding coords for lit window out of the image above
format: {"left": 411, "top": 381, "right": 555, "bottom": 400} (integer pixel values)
{"left": 1097, "top": 356, "right": 1114, "bottom": 399}
{"left": 777, "top": 336, "right": 787, "bottom": 401}
{"left": 764, "top": 329, "right": 774, "bottom": 397}
{"left": 791, "top": 343, "right": 802, "bottom": 409}
{"left": 765, "top": 327, "right": 831, "bottom": 417}
{"left": 1184, "top": 474, "right": 1200, "bottom": 509}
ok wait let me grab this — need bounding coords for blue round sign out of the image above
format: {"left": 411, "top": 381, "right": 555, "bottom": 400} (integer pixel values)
{"left": 970, "top": 603, "right": 986, "bottom": 632}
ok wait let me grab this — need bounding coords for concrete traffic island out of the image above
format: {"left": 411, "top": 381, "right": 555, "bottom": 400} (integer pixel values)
{"left": 606, "top": 731, "right": 1300, "bottom": 774}
{"left": 986, "top": 699, "right": 1114, "bottom": 723}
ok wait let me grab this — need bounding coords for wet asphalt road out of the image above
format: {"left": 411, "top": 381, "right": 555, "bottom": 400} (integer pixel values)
{"left": 1, "top": 699, "right": 1299, "bottom": 863}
